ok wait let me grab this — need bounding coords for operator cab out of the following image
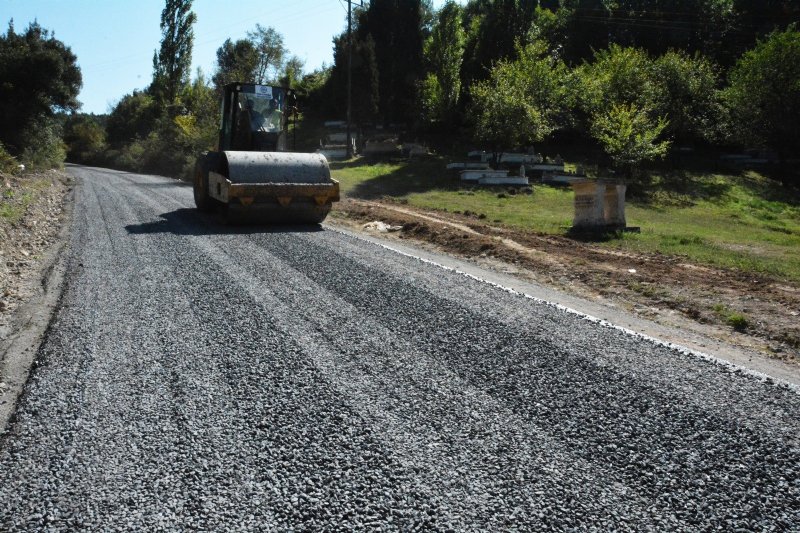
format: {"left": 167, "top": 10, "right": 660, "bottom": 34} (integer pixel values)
{"left": 219, "top": 83, "right": 294, "bottom": 152}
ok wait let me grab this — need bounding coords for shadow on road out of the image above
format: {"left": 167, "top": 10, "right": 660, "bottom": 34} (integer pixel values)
{"left": 124, "top": 208, "right": 324, "bottom": 236}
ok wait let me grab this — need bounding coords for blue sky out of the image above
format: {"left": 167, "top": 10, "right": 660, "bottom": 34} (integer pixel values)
{"left": 2, "top": 0, "right": 458, "bottom": 114}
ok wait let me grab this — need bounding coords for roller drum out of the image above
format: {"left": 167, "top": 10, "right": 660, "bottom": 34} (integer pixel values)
{"left": 223, "top": 151, "right": 332, "bottom": 185}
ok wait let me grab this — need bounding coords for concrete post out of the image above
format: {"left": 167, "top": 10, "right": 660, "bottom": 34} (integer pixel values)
{"left": 603, "top": 183, "right": 627, "bottom": 228}
{"left": 572, "top": 180, "right": 606, "bottom": 229}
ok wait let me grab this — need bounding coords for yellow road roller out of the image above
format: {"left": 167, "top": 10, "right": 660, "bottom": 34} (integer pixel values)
{"left": 194, "top": 83, "right": 339, "bottom": 223}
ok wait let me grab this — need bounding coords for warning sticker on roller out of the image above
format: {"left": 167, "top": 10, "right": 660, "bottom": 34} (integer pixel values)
{"left": 254, "top": 85, "right": 273, "bottom": 99}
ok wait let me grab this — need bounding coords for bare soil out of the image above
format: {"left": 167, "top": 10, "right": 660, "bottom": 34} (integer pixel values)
{"left": 0, "top": 171, "right": 71, "bottom": 336}
{"left": 332, "top": 197, "right": 800, "bottom": 367}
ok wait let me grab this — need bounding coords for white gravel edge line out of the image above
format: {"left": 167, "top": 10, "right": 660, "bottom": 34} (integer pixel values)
{"left": 328, "top": 226, "right": 800, "bottom": 394}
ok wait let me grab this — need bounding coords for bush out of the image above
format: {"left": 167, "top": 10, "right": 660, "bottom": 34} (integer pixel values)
{"left": 19, "top": 118, "right": 67, "bottom": 170}
{"left": 64, "top": 115, "right": 107, "bottom": 164}
{"left": 0, "top": 142, "right": 20, "bottom": 174}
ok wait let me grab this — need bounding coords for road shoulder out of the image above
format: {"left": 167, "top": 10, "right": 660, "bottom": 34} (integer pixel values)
{"left": 0, "top": 173, "right": 73, "bottom": 434}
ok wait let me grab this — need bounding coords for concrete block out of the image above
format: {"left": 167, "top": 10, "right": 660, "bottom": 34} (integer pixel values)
{"left": 478, "top": 176, "right": 529, "bottom": 186}
{"left": 460, "top": 169, "right": 509, "bottom": 182}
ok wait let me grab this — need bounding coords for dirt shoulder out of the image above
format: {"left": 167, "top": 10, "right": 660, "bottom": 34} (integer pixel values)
{"left": 331, "top": 197, "right": 800, "bottom": 371}
{"left": 0, "top": 169, "right": 72, "bottom": 431}
{"left": 0, "top": 170, "right": 71, "bottom": 328}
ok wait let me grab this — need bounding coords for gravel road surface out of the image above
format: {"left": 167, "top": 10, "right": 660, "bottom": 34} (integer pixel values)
{"left": 0, "top": 166, "right": 798, "bottom": 531}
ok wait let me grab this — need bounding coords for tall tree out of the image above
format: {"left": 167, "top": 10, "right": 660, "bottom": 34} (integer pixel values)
{"left": 0, "top": 20, "right": 81, "bottom": 163}
{"left": 460, "top": 0, "right": 538, "bottom": 94}
{"left": 63, "top": 115, "right": 106, "bottom": 163}
{"left": 105, "top": 90, "right": 160, "bottom": 148}
{"left": 247, "top": 24, "right": 286, "bottom": 84}
{"left": 723, "top": 26, "right": 800, "bottom": 181}
{"left": 421, "top": 1, "right": 466, "bottom": 126}
{"left": 573, "top": 45, "right": 662, "bottom": 127}
{"left": 545, "top": 0, "right": 799, "bottom": 67}
{"left": 327, "top": 34, "right": 380, "bottom": 125}
{"left": 651, "top": 50, "right": 720, "bottom": 145}
{"left": 151, "top": 0, "right": 196, "bottom": 106}
{"left": 278, "top": 55, "right": 305, "bottom": 90}
{"left": 212, "top": 38, "right": 259, "bottom": 91}
{"left": 356, "top": 0, "right": 426, "bottom": 124}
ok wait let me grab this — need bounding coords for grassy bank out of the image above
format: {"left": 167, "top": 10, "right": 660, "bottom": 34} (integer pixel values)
{"left": 0, "top": 175, "right": 54, "bottom": 225}
{"left": 330, "top": 157, "right": 800, "bottom": 281}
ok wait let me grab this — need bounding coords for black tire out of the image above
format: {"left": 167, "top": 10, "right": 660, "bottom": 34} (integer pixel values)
{"left": 309, "top": 203, "right": 332, "bottom": 224}
{"left": 194, "top": 152, "right": 222, "bottom": 212}
{"left": 193, "top": 155, "right": 212, "bottom": 212}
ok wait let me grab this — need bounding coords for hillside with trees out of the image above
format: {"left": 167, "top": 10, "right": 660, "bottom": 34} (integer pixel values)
{"left": 2, "top": 0, "right": 798, "bottom": 187}
{"left": 309, "top": 0, "right": 800, "bottom": 186}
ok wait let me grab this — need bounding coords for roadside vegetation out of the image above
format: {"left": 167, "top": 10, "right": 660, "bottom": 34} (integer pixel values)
{"left": 331, "top": 157, "right": 800, "bottom": 282}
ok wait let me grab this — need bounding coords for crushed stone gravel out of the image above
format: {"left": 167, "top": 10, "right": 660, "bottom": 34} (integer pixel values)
{"left": 0, "top": 166, "right": 797, "bottom": 531}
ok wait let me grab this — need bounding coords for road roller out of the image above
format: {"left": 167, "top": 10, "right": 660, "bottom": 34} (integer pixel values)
{"left": 193, "top": 83, "right": 339, "bottom": 223}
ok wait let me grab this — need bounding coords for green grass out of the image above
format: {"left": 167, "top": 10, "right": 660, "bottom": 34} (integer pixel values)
{"left": 330, "top": 157, "right": 800, "bottom": 281}
{"left": 0, "top": 191, "right": 34, "bottom": 223}
{"left": 712, "top": 304, "right": 750, "bottom": 331}
{"left": 0, "top": 179, "right": 50, "bottom": 224}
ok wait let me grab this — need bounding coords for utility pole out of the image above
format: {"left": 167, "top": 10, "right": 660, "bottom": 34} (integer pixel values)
{"left": 346, "top": 0, "right": 362, "bottom": 158}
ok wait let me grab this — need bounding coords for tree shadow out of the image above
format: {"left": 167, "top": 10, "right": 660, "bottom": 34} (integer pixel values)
{"left": 627, "top": 170, "right": 735, "bottom": 208}
{"left": 332, "top": 155, "right": 459, "bottom": 200}
{"left": 736, "top": 169, "right": 800, "bottom": 206}
{"left": 124, "top": 208, "right": 324, "bottom": 236}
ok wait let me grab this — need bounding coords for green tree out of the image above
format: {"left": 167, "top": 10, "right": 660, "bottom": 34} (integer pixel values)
{"left": 355, "top": 0, "right": 426, "bottom": 124}
{"left": 539, "top": 0, "right": 798, "bottom": 67}
{"left": 105, "top": 91, "right": 160, "bottom": 148}
{"left": 178, "top": 70, "right": 218, "bottom": 151}
{"left": 0, "top": 20, "right": 81, "bottom": 165}
{"left": 723, "top": 27, "right": 800, "bottom": 180}
{"left": 591, "top": 103, "right": 671, "bottom": 179}
{"left": 151, "top": 0, "right": 197, "bottom": 106}
{"left": 278, "top": 55, "right": 305, "bottom": 90}
{"left": 421, "top": 1, "right": 466, "bottom": 126}
{"left": 470, "top": 42, "right": 569, "bottom": 161}
{"left": 171, "top": 71, "right": 219, "bottom": 176}
{"left": 212, "top": 38, "right": 259, "bottom": 90}
{"left": 247, "top": 24, "right": 286, "bottom": 84}
{"left": 327, "top": 34, "right": 380, "bottom": 125}
{"left": 460, "top": 0, "right": 538, "bottom": 92}
{"left": 296, "top": 66, "right": 331, "bottom": 116}
{"left": 571, "top": 44, "right": 672, "bottom": 178}
{"left": 63, "top": 115, "right": 107, "bottom": 163}
{"left": 574, "top": 45, "right": 661, "bottom": 120}
{"left": 651, "top": 51, "right": 720, "bottom": 145}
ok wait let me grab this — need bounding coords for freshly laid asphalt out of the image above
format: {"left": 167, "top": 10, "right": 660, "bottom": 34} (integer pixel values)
{"left": 0, "top": 165, "right": 797, "bottom": 531}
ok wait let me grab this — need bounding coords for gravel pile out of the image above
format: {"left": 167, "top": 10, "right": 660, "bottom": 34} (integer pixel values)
{"left": 0, "top": 166, "right": 797, "bottom": 531}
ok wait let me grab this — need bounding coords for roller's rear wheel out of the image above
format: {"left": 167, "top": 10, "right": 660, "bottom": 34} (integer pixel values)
{"left": 308, "top": 203, "right": 332, "bottom": 224}
{"left": 194, "top": 152, "right": 223, "bottom": 212}
{"left": 193, "top": 156, "right": 213, "bottom": 212}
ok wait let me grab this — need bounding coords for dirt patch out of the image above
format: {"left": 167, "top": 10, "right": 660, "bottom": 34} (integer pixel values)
{"left": 332, "top": 198, "right": 800, "bottom": 367}
{"left": 0, "top": 171, "right": 72, "bottom": 334}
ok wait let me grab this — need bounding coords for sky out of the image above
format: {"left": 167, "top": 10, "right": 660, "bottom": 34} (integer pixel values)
{"left": 2, "top": 0, "right": 457, "bottom": 115}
